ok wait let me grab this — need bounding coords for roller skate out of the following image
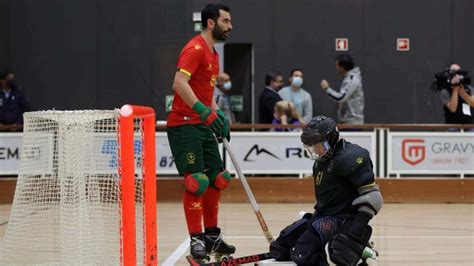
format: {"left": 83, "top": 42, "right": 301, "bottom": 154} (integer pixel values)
{"left": 359, "top": 240, "right": 379, "bottom": 265}
{"left": 189, "top": 233, "right": 210, "bottom": 263}
{"left": 205, "top": 227, "right": 236, "bottom": 262}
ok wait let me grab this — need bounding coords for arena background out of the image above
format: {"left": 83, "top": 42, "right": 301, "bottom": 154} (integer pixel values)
{"left": 1, "top": 0, "right": 474, "bottom": 123}
{"left": 1, "top": 1, "right": 474, "bottom": 265}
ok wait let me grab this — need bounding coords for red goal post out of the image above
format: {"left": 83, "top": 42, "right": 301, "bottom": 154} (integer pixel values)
{"left": 119, "top": 104, "right": 157, "bottom": 266}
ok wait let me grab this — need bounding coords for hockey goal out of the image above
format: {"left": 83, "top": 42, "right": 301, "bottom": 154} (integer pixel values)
{"left": 0, "top": 105, "right": 157, "bottom": 265}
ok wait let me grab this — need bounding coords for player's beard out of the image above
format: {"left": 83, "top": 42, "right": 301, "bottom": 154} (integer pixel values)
{"left": 212, "top": 24, "right": 229, "bottom": 41}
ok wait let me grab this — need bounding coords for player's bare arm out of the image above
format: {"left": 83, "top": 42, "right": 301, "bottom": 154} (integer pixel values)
{"left": 172, "top": 71, "right": 199, "bottom": 108}
{"left": 212, "top": 96, "right": 219, "bottom": 111}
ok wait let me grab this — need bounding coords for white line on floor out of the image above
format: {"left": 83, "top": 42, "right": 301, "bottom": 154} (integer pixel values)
{"left": 162, "top": 237, "right": 189, "bottom": 266}
{"left": 228, "top": 235, "right": 474, "bottom": 239}
{"left": 371, "top": 235, "right": 474, "bottom": 239}
{"left": 163, "top": 235, "right": 474, "bottom": 264}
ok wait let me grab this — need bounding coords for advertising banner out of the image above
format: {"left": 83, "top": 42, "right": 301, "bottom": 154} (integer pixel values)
{"left": 388, "top": 132, "right": 474, "bottom": 175}
{"left": 225, "top": 132, "right": 376, "bottom": 175}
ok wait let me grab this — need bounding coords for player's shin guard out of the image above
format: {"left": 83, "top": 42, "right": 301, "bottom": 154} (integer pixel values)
{"left": 183, "top": 191, "right": 204, "bottom": 235}
{"left": 203, "top": 186, "right": 220, "bottom": 228}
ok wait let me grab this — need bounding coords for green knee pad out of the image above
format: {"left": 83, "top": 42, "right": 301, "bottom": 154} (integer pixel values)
{"left": 206, "top": 169, "right": 232, "bottom": 190}
{"left": 184, "top": 172, "right": 209, "bottom": 196}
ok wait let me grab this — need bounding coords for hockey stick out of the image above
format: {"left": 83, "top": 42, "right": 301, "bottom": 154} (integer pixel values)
{"left": 187, "top": 252, "right": 272, "bottom": 266}
{"left": 222, "top": 138, "right": 274, "bottom": 243}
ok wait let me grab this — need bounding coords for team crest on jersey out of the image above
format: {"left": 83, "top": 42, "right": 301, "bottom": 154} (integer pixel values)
{"left": 210, "top": 75, "right": 217, "bottom": 88}
{"left": 356, "top": 157, "right": 363, "bottom": 164}
{"left": 194, "top": 44, "right": 202, "bottom": 50}
{"left": 186, "top": 152, "right": 196, "bottom": 164}
{"left": 190, "top": 201, "right": 202, "bottom": 210}
{"left": 327, "top": 160, "right": 334, "bottom": 173}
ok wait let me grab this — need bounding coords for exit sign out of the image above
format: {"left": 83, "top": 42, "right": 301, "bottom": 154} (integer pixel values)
{"left": 335, "top": 38, "right": 348, "bottom": 51}
{"left": 397, "top": 38, "right": 410, "bottom": 51}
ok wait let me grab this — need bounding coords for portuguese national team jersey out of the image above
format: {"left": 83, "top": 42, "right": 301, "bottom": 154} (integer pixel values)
{"left": 167, "top": 34, "right": 219, "bottom": 127}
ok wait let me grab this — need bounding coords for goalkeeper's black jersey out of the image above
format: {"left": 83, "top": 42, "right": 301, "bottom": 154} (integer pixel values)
{"left": 312, "top": 139, "right": 375, "bottom": 215}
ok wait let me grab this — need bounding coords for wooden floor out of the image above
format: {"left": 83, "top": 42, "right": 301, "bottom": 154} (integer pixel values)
{"left": 1, "top": 203, "right": 473, "bottom": 265}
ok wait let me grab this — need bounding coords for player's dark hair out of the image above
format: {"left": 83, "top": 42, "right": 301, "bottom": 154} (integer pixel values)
{"left": 335, "top": 54, "right": 354, "bottom": 71}
{"left": 265, "top": 71, "right": 283, "bottom": 86}
{"left": 201, "top": 4, "right": 231, "bottom": 29}
{"left": 289, "top": 68, "right": 303, "bottom": 77}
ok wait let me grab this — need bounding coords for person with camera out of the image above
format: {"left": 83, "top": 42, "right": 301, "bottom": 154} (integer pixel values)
{"left": 439, "top": 64, "right": 474, "bottom": 130}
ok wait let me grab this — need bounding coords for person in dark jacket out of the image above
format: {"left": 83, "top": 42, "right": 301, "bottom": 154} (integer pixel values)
{"left": 0, "top": 70, "right": 31, "bottom": 127}
{"left": 259, "top": 71, "right": 284, "bottom": 126}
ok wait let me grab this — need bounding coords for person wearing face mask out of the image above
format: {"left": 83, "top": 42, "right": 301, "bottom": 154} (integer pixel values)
{"left": 0, "top": 70, "right": 31, "bottom": 130}
{"left": 278, "top": 69, "right": 313, "bottom": 124}
{"left": 320, "top": 54, "right": 364, "bottom": 125}
{"left": 214, "top": 72, "right": 235, "bottom": 123}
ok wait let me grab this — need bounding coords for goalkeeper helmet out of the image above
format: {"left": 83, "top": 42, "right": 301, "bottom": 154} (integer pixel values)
{"left": 300, "top": 116, "right": 339, "bottom": 161}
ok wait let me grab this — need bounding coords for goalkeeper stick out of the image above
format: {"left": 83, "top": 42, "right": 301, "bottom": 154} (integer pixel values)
{"left": 222, "top": 138, "right": 274, "bottom": 243}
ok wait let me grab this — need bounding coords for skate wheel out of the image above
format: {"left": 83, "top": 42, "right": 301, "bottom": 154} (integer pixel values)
{"left": 215, "top": 254, "right": 230, "bottom": 262}
{"left": 368, "top": 240, "right": 376, "bottom": 248}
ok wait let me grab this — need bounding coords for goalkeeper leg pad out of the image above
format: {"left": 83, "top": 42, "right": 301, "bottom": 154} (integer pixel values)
{"left": 270, "top": 216, "right": 310, "bottom": 261}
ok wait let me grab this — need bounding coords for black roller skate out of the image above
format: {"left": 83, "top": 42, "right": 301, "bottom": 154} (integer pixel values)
{"left": 190, "top": 233, "right": 209, "bottom": 263}
{"left": 205, "top": 227, "right": 236, "bottom": 262}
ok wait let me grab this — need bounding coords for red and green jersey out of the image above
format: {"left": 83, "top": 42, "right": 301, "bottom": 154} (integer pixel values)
{"left": 167, "top": 35, "right": 219, "bottom": 127}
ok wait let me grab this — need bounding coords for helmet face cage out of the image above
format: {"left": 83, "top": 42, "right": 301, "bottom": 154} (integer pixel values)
{"left": 304, "top": 141, "right": 331, "bottom": 161}
{"left": 300, "top": 116, "right": 339, "bottom": 161}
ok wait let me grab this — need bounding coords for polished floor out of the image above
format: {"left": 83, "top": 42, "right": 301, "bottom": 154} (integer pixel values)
{"left": 1, "top": 203, "right": 473, "bottom": 265}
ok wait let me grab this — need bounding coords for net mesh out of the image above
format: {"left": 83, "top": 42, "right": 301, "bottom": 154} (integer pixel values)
{"left": 0, "top": 110, "right": 145, "bottom": 265}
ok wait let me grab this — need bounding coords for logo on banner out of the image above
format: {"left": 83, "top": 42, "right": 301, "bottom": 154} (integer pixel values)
{"left": 102, "top": 139, "right": 142, "bottom": 167}
{"left": 402, "top": 139, "right": 426, "bottom": 165}
{"left": 244, "top": 145, "right": 280, "bottom": 162}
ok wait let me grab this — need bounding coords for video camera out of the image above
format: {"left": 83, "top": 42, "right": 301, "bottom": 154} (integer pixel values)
{"left": 431, "top": 67, "right": 471, "bottom": 92}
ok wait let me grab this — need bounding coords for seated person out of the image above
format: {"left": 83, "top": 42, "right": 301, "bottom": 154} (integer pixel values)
{"left": 271, "top": 100, "right": 304, "bottom": 132}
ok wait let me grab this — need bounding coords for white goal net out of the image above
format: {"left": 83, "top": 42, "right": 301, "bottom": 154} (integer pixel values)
{"left": 0, "top": 109, "right": 152, "bottom": 265}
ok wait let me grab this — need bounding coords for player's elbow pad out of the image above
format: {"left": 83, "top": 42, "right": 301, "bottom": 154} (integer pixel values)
{"left": 352, "top": 186, "right": 383, "bottom": 217}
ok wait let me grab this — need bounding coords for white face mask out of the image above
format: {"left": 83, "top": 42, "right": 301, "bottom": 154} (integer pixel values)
{"left": 291, "top": 76, "right": 303, "bottom": 87}
{"left": 223, "top": 81, "right": 232, "bottom": 90}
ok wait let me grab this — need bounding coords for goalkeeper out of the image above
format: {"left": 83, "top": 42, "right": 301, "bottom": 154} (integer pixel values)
{"left": 166, "top": 3, "right": 235, "bottom": 262}
{"left": 269, "top": 116, "right": 383, "bottom": 265}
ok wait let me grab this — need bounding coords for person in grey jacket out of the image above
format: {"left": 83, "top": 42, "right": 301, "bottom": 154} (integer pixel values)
{"left": 320, "top": 54, "right": 365, "bottom": 124}
{"left": 279, "top": 69, "right": 313, "bottom": 124}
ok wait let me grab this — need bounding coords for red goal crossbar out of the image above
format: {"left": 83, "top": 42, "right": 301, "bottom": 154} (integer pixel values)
{"left": 119, "top": 104, "right": 157, "bottom": 266}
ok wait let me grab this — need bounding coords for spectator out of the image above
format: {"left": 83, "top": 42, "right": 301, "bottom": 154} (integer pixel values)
{"left": 320, "top": 54, "right": 364, "bottom": 124}
{"left": 0, "top": 70, "right": 31, "bottom": 128}
{"left": 4, "top": 69, "right": 20, "bottom": 90}
{"left": 259, "top": 71, "right": 283, "bottom": 125}
{"left": 279, "top": 69, "right": 313, "bottom": 123}
{"left": 271, "top": 100, "right": 304, "bottom": 132}
{"left": 214, "top": 72, "right": 235, "bottom": 123}
{"left": 440, "top": 64, "right": 474, "bottom": 129}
